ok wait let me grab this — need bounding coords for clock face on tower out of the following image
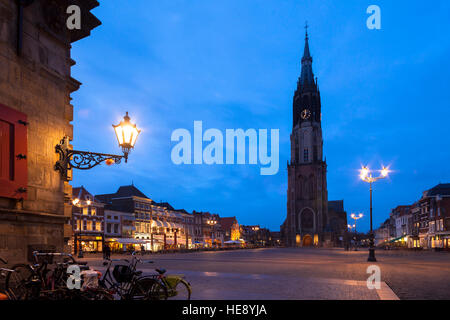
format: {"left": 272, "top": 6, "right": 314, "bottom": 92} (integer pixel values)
{"left": 301, "top": 109, "right": 311, "bottom": 120}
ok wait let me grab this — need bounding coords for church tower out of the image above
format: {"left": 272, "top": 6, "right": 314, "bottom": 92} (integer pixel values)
{"left": 285, "top": 27, "right": 328, "bottom": 247}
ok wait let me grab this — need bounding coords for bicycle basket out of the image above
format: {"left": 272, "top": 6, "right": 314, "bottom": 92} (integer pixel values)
{"left": 112, "top": 265, "right": 134, "bottom": 283}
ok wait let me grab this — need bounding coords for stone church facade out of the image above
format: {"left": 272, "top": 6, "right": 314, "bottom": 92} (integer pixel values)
{"left": 282, "top": 29, "right": 347, "bottom": 247}
{"left": 0, "top": 0, "right": 100, "bottom": 263}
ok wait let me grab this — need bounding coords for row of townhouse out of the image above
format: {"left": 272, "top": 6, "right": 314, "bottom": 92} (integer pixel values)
{"left": 69, "top": 185, "right": 245, "bottom": 253}
{"left": 375, "top": 183, "right": 450, "bottom": 250}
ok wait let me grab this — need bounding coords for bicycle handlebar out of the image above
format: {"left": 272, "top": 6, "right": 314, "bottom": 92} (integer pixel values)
{"left": 32, "top": 251, "right": 79, "bottom": 265}
{"left": 32, "top": 251, "right": 73, "bottom": 257}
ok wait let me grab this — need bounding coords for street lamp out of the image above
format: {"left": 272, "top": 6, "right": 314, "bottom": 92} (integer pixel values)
{"left": 112, "top": 112, "right": 141, "bottom": 162}
{"left": 360, "top": 165, "right": 390, "bottom": 262}
{"left": 55, "top": 112, "right": 140, "bottom": 181}
{"left": 350, "top": 213, "right": 363, "bottom": 251}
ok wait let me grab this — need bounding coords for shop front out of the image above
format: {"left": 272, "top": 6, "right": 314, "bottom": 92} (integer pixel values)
{"left": 429, "top": 232, "right": 450, "bottom": 250}
{"left": 105, "top": 238, "right": 146, "bottom": 253}
{"left": 74, "top": 233, "right": 104, "bottom": 253}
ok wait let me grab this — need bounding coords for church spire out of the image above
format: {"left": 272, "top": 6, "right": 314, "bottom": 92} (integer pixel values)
{"left": 299, "top": 22, "right": 315, "bottom": 87}
{"left": 302, "top": 22, "right": 311, "bottom": 61}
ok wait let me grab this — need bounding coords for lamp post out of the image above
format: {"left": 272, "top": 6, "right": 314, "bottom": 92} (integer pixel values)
{"left": 350, "top": 213, "right": 363, "bottom": 251}
{"left": 347, "top": 224, "right": 355, "bottom": 250}
{"left": 360, "top": 166, "right": 390, "bottom": 262}
{"left": 207, "top": 219, "right": 218, "bottom": 248}
{"left": 55, "top": 112, "right": 140, "bottom": 181}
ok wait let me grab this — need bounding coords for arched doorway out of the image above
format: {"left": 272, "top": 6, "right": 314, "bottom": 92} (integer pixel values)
{"left": 303, "top": 234, "right": 313, "bottom": 246}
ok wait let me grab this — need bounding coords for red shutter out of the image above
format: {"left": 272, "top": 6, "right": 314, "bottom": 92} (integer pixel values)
{"left": 0, "top": 103, "right": 28, "bottom": 200}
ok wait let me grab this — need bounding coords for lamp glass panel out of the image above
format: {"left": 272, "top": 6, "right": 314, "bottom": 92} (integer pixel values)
{"left": 122, "top": 124, "right": 134, "bottom": 145}
{"left": 130, "top": 127, "right": 140, "bottom": 147}
{"left": 114, "top": 125, "right": 124, "bottom": 145}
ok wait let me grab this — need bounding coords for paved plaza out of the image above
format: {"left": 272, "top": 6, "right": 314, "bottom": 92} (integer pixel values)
{"left": 85, "top": 248, "right": 450, "bottom": 300}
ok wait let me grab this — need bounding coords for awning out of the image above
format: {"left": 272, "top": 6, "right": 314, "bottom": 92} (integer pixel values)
{"left": 109, "top": 238, "right": 146, "bottom": 244}
{"left": 163, "top": 221, "right": 172, "bottom": 229}
{"left": 154, "top": 220, "right": 164, "bottom": 227}
{"left": 224, "top": 240, "right": 241, "bottom": 244}
{"left": 387, "top": 235, "right": 408, "bottom": 243}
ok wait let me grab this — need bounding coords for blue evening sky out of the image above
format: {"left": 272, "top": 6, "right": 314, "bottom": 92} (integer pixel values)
{"left": 71, "top": 0, "right": 450, "bottom": 232}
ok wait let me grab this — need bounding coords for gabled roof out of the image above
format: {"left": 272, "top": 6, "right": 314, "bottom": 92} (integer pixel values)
{"left": 154, "top": 202, "right": 175, "bottom": 210}
{"left": 115, "top": 185, "right": 149, "bottom": 199}
{"left": 95, "top": 185, "right": 150, "bottom": 205}
{"left": 427, "top": 183, "right": 450, "bottom": 197}
{"left": 72, "top": 186, "right": 97, "bottom": 202}
{"left": 220, "top": 217, "right": 238, "bottom": 230}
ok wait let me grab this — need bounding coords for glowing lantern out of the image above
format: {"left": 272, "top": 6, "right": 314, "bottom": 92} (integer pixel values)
{"left": 113, "top": 112, "right": 141, "bottom": 162}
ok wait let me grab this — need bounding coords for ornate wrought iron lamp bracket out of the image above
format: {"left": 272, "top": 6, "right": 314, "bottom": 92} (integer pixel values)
{"left": 55, "top": 136, "right": 125, "bottom": 181}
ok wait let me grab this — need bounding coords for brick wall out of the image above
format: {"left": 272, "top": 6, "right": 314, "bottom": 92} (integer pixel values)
{"left": 0, "top": 0, "right": 100, "bottom": 263}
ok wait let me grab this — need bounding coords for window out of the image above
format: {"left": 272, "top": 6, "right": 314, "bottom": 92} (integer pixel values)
{"left": 90, "top": 207, "right": 97, "bottom": 216}
{"left": 114, "top": 224, "right": 119, "bottom": 234}
{"left": 0, "top": 103, "right": 27, "bottom": 199}
{"left": 83, "top": 220, "right": 87, "bottom": 231}
{"left": 82, "top": 207, "right": 88, "bottom": 215}
{"left": 107, "top": 223, "right": 111, "bottom": 233}
{"left": 303, "top": 149, "right": 309, "bottom": 162}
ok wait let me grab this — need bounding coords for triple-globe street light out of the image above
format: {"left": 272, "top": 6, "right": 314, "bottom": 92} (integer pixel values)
{"left": 359, "top": 166, "right": 390, "bottom": 262}
{"left": 350, "top": 213, "right": 363, "bottom": 251}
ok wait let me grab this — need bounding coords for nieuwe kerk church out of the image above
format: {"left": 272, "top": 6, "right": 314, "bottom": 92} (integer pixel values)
{"left": 282, "top": 28, "right": 347, "bottom": 247}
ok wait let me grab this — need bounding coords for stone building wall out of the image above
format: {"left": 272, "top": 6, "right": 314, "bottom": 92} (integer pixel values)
{"left": 0, "top": 0, "right": 100, "bottom": 263}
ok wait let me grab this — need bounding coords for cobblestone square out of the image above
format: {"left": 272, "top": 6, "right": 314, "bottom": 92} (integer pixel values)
{"left": 85, "top": 248, "right": 450, "bottom": 300}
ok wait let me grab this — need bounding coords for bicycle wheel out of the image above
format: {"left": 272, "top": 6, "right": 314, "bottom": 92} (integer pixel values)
{"left": 170, "top": 279, "right": 191, "bottom": 300}
{"left": 4, "top": 264, "right": 38, "bottom": 300}
{"left": 129, "top": 277, "right": 168, "bottom": 300}
{"left": 78, "top": 288, "right": 115, "bottom": 301}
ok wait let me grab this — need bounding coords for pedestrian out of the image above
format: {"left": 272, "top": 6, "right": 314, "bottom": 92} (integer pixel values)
{"left": 140, "top": 244, "right": 145, "bottom": 255}
{"left": 103, "top": 244, "right": 111, "bottom": 260}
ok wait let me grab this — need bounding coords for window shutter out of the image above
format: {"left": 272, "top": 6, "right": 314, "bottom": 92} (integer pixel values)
{"left": 0, "top": 103, "right": 28, "bottom": 200}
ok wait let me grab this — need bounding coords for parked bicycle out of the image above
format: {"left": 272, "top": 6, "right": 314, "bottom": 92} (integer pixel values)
{"left": 151, "top": 268, "right": 191, "bottom": 300}
{"left": 4, "top": 252, "right": 112, "bottom": 300}
{"left": 98, "top": 252, "right": 168, "bottom": 300}
{"left": 1, "top": 257, "right": 18, "bottom": 300}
